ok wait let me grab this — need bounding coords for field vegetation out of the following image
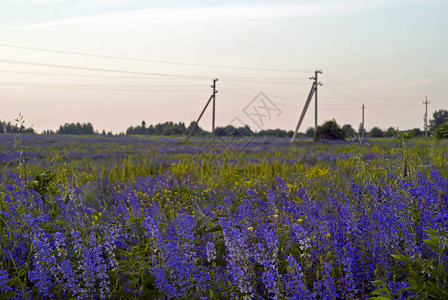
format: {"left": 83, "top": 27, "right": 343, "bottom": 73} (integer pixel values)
{"left": 0, "top": 133, "right": 447, "bottom": 299}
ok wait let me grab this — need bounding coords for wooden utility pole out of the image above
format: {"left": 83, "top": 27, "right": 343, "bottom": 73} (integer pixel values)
{"left": 311, "top": 70, "right": 322, "bottom": 135}
{"left": 186, "top": 79, "right": 218, "bottom": 143}
{"left": 290, "top": 70, "right": 321, "bottom": 144}
{"left": 290, "top": 82, "right": 316, "bottom": 143}
{"left": 423, "top": 96, "right": 430, "bottom": 138}
{"left": 212, "top": 79, "right": 217, "bottom": 141}
{"left": 361, "top": 104, "right": 365, "bottom": 138}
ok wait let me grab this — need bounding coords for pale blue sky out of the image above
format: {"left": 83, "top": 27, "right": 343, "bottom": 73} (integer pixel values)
{"left": 0, "top": 0, "right": 446, "bottom": 133}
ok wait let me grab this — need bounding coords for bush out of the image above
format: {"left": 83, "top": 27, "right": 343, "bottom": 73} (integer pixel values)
{"left": 342, "top": 124, "right": 356, "bottom": 139}
{"left": 316, "top": 120, "right": 345, "bottom": 140}
{"left": 305, "top": 127, "right": 315, "bottom": 138}
{"left": 385, "top": 127, "right": 397, "bottom": 137}
{"left": 435, "top": 122, "right": 448, "bottom": 139}
{"left": 370, "top": 127, "right": 383, "bottom": 138}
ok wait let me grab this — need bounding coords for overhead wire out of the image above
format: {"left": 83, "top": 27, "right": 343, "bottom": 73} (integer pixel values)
{"left": 0, "top": 81, "right": 206, "bottom": 88}
{"left": 0, "top": 44, "right": 413, "bottom": 118}
{"left": 323, "top": 73, "right": 408, "bottom": 104}
{"left": 0, "top": 81, "right": 206, "bottom": 92}
{"left": 322, "top": 83, "right": 398, "bottom": 108}
{"left": 0, "top": 67, "right": 309, "bottom": 82}
{"left": 222, "top": 78, "right": 379, "bottom": 112}
{"left": 219, "top": 78, "right": 309, "bottom": 84}
{"left": 0, "top": 58, "right": 212, "bottom": 79}
{"left": 0, "top": 43, "right": 311, "bottom": 73}
{"left": 0, "top": 70, "right": 157, "bottom": 79}
{"left": 322, "top": 84, "right": 413, "bottom": 113}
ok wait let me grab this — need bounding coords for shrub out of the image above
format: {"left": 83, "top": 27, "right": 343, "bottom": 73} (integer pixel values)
{"left": 369, "top": 127, "right": 383, "bottom": 138}
{"left": 435, "top": 122, "right": 448, "bottom": 139}
{"left": 342, "top": 124, "right": 356, "bottom": 139}
{"left": 315, "top": 119, "right": 345, "bottom": 140}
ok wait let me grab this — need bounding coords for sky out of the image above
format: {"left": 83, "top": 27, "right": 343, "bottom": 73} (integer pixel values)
{"left": 0, "top": 0, "right": 447, "bottom": 134}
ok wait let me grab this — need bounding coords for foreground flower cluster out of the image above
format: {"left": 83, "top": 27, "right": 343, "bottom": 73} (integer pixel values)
{"left": 0, "top": 168, "right": 447, "bottom": 299}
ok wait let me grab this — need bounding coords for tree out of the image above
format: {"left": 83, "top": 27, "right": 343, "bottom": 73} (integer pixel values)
{"left": 435, "top": 122, "right": 448, "bottom": 139}
{"left": 410, "top": 128, "right": 423, "bottom": 137}
{"left": 342, "top": 124, "right": 356, "bottom": 139}
{"left": 56, "top": 122, "right": 95, "bottom": 135}
{"left": 385, "top": 127, "right": 397, "bottom": 137}
{"left": 257, "top": 128, "right": 288, "bottom": 137}
{"left": 369, "top": 127, "right": 383, "bottom": 138}
{"left": 429, "top": 109, "right": 448, "bottom": 132}
{"left": 305, "top": 127, "right": 315, "bottom": 138}
{"left": 316, "top": 120, "right": 345, "bottom": 140}
{"left": 186, "top": 121, "right": 206, "bottom": 136}
{"left": 161, "top": 127, "right": 173, "bottom": 136}
{"left": 0, "top": 121, "right": 3, "bottom": 133}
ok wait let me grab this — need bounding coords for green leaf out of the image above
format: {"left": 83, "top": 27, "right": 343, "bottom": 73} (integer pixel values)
{"left": 204, "top": 225, "right": 222, "bottom": 234}
{"left": 372, "top": 287, "right": 390, "bottom": 295}
{"left": 391, "top": 253, "right": 413, "bottom": 265}
{"left": 435, "top": 263, "right": 443, "bottom": 278}
{"left": 380, "top": 294, "right": 392, "bottom": 299}
{"left": 423, "top": 238, "right": 439, "bottom": 246}
{"left": 372, "top": 280, "right": 387, "bottom": 287}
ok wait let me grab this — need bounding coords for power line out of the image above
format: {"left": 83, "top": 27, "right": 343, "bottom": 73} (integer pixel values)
{"left": 0, "top": 43, "right": 311, "bottom": 73}
{"left": 221, "top": 79, "right": 260, "bottom": 92}
{"left": 323, "top": 73, "right": 407, "bottom": 104}
{"left": 0, "top": 70, "right": 155, "bottom": 79}
{"left": 322, "top": 83, "right": 402, "bottom": 109}
{"left": 219, "top": 78, "right": 309, "bottom": 84}
{"left": 0, "top": 82, "right": 205, "bottom": 92}
{"left": 0, "top": 68, "right": 308, "bottom": 82}
{"left": 322, "top": 84, "right": 415, "bottom": 121}
{"left": 0, "top": 81, "right": 205, "bottom": 88}
{"left": 0, "top": 58, "right": 212, "bottom": 79}
{"left": 219, "top": 87, "right": 253, "bottom": 98}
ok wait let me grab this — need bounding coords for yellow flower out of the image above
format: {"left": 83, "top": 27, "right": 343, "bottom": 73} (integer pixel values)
{"left": 274, "top": 214, "right": 278, "bottom": 219}
{"left": 297, "top": 218, "right": 303, "bottom": 223}
{"left": 248, "top": 227, "right": 254, "bottom": 232}
{"left": 326, "top": 233, "right": 331, "bottom": 238}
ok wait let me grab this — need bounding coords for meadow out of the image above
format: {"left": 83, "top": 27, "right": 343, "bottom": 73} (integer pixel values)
{"left": 0, "top": 134, "right": 447, "bottom": 299}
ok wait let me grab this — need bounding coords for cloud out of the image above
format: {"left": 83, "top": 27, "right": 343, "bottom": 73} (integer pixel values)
{"left": 4, "top": 2, "right": 409, "bottom": 31}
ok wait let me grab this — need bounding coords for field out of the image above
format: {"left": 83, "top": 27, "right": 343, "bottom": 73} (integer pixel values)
{"left": 0, "top": 134, "right": 447, "bottom": 299}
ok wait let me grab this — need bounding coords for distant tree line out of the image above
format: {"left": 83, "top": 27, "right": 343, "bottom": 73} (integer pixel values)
{"left": 56, "top": 122, "right": 95, "bottom": 135}
{"left": 126, "top": 121, "right": 208, "bottom": 136}
{"left": 215, "top": 125, "right": 296, "bottom": 138}
{"left": 309, "top": 109, "right": 447, "bottom": 141}
{"left": 1, "top": 109, "right": 446, "bottom": 138}
{"left": 125, "top": 121, "right": 299, "bottom": 137}
{"left": 0, "top": 120, "right": 35, "bottom": 134}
